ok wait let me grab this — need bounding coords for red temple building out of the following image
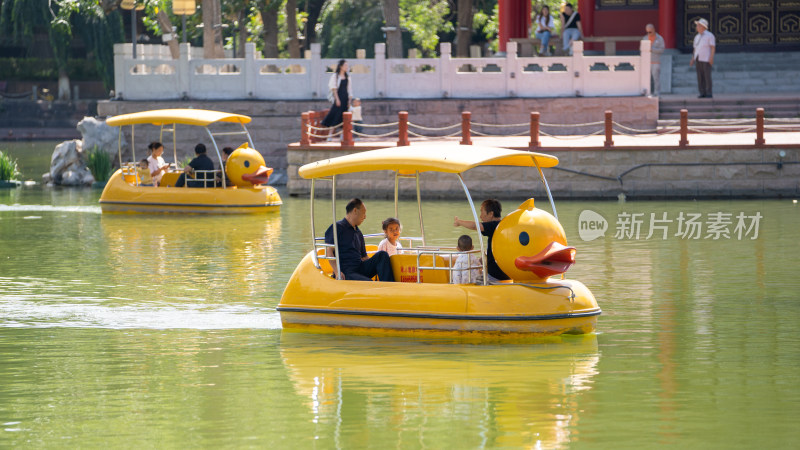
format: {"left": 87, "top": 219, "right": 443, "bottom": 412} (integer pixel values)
{"left": 498, "top": 0, "right": 800, "bottom": 53}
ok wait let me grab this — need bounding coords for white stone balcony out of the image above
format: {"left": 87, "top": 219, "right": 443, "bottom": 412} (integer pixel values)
{"left": 113, "top": 40, "right": 653, "bottom": 101}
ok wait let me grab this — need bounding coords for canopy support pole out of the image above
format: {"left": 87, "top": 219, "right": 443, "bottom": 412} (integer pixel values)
{"left": 457, "top": 173, "right": 487, "bottom": 286}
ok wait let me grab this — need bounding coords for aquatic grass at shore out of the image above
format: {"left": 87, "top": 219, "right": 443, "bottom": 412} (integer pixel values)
{"left": 86, "top": 146, "right": 112, "bottom": 182}
{"left": 0, "top": 150, "right": 21, "bottom": 181}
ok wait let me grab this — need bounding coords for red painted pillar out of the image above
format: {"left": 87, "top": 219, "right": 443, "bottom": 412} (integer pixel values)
{"left": 659, "top": 0, "right": 676, "bottom": 49}
{"left": 300, "top": 112, "right": 310, "bottom": 146}
{"left": 529, "top": 112, "right": 540, "bottom": 149}
{"left": 498, "top": 0, "right": 530, "bottom": 53}
{"left": 604, "top": 110, "right": 614, "bottom": 148}
{"left": 755, "top": 108, "right": 765, "bottom": 146}
{"left": 461, "top": 111, "right": 472, "bottom": 145}
{"left": 578, "top": 0, "right": 594, "bottom": 39}
{"left": 341, "top": 112, "right": 353, "bottom": 147}
{"left": 679, "top": 109, "right": 689, "bottom": 147}
{"left": 398, "top": 111, "right": 409, "bottom": 147}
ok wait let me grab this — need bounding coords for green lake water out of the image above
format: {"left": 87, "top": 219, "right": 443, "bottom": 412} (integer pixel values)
{"left": 1, "top": 142, "right": 799, "bottom": 448}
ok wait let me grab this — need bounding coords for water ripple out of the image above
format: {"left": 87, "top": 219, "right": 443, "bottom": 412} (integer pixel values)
{"left": 0, "top": 204, "right": 102, "bottom": 213}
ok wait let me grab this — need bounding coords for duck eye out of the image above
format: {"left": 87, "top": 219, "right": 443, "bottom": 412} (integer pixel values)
{"left": 519, "top": 231, "right": 530, "bottom": 246}
{"left": 244, "top": 160, "right": 250, "bottom": 168}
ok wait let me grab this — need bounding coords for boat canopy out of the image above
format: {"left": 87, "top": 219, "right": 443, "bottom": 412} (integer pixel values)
{"left": 298, "top": 145, "right": 559, "bottom": 179}
{"left": 106, "top": 109, "right": 252, "bottom": 127}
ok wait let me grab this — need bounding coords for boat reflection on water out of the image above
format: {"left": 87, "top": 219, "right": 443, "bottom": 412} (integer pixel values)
{"left": 100, "top": 213, "right": 283, "bottom": 302}
{"left": 280, "top": 332, "right": 600, "bottom": 448}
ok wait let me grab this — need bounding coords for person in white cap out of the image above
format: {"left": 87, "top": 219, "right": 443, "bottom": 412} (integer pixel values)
{"left": 690, "top": 17, "right": 715, "bottom": 98}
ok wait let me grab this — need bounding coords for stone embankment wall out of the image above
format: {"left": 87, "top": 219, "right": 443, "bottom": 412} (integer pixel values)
{"left": 96, "top": 97, "right": 656, "bottom": 170}
{"left": 287, "top": 146, "right": 800, "bottom": 200}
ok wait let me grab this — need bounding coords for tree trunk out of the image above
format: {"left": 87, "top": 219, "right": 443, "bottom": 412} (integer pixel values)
{"left": 286, "top": 0, "right": 301, "bottom": 58}
{"left": 157, "top": 8, "right": 180, "bottom": 59}
{"left": 57, "top": 67, "right": 71, "bottom": 101}
{"left": 456, "top": 0, "right": 473, "bottom": 57}
{"left": 202, "top": 0, "right": 224, "bottom": 58}
{"left": 237, "top": 9, "right": 248, "bottom": 58}
{"left": 303, "top": 0, "right": 325, "bottom": 52}
{"left": 381, "top": 0, "right": 402, "bottom": 59}
{"left": 260, "top": 4, "right": 279, "bottom": 58}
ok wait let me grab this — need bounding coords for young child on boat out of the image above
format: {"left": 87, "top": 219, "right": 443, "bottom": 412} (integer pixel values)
{"left": 377, "top": 217, "right": 402, "bottom": 256}
{"left": 454, "top": 198, "right": 510, "bottom": 283}
{"left": 452, "top": 235, "right": 482, "bottom": 284}
{"left": 137, "top": 159, "right": 154, "bottom": 186}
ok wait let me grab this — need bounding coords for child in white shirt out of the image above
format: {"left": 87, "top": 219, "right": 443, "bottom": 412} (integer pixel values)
{"left": 377, "top": 217, "right": 402, "bottom": 256}
{"left": 350, "top": 98, "right": 363, "bottom": 135}
{"left": 452, "top": 234, "right": 482, "bottom": 284}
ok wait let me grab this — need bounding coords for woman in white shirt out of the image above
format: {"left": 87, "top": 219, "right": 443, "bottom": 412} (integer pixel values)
{"left": 321, "top": 59, "right": 353, "bottom": 129}
{"left": 146, "top": 142, "right": 169, "bottom": 186}
{"left": 533, "top": 5, "right": 555, "bottom": 56}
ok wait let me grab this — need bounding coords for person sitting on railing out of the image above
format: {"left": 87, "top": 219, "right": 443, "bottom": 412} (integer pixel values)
{"left": 452, "top": 235, "right": 483, "bottom": 284}
{"left": 454, "top": 199, "right": 510, "bottom": 283}
{"left": 325, "top": 198, "right": 394, "bottom": 282}
{"left": 533, "top": 5, "right": 555, "bottom": 56}
{"left": 175, "top": 143, "right": 215, "bottom": 188}
{"left": 560, "top": 3, "right": 582, "bottom": 56}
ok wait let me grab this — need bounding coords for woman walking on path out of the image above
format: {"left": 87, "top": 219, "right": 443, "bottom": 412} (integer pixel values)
{"left": 322, "top": 60, "right": 353, "bottom": 130}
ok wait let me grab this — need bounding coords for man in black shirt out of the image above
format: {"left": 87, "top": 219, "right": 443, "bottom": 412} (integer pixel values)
{"left": 176, "top": 143, "right": 215, "bottom": 188}
{"left": 324, "top": 198, "right": 394, "bottom": 281}
{"left": 454, "top": 198, "right": 510, "bottom": 282}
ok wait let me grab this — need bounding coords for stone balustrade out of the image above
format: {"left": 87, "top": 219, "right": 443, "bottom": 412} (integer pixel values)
{"left": 113, "top": 40, "right": 653, "bottom": 101}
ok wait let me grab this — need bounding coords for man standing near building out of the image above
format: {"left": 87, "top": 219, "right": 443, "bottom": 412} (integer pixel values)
{"left": 689, "top": 18, "right": 715, "bottom": 98}
{"left": 643, "top": 24, "right": 665, "bottom": 96}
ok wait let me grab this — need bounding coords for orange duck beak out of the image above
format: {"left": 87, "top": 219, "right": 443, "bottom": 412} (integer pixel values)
{"left": 241, "top": 165, "right": 273, "bottom": 185}
{"left": 514, "top": 242, "right": 576, "bottom": 279}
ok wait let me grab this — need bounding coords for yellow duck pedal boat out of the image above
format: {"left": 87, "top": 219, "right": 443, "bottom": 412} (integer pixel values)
{"left": 99, "top": 109, "right": 282, "bottom": 214}
{"left": 278, "top": 144, "right": 601, "bottom": 338}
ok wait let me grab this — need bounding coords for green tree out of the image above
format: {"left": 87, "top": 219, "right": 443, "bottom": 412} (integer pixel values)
{"left": 0, "top": 0, "right": 123, "bottom": 94}
{"left": 399, "top": 0, "right": 450, "bottom": 56}
{"left": 318, "top": 0, "right": 384, "bottom": 58}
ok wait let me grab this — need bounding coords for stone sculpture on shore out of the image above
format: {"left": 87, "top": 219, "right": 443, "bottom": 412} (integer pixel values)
{"left": 43, "top": 117, "right": 125, "bottom": 186}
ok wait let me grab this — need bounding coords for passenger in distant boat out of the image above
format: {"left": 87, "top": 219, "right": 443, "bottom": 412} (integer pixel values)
{"left": 146, "top": 142, "right": 170, "bottom": 186}
{"left": 137, "top": 159, "right": 154, "bottom": 186}
{"left": 175, "top": 143, "right": 215, "bottom": 188}
{"left": 377, "top": 217, "right": 402, "bottom": 256}
{"left": 216, "top": 146, "right": 234, "bottom": 187}
{"left": 454, "top": 198, "right": 510, "bottom": 282}
{"left": 325, "top": 198, "right": 395, "bottom": 282}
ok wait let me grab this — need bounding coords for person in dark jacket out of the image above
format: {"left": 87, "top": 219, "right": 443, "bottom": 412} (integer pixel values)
{"left": 175, "top": 143, "right": 215, "bottom": 188}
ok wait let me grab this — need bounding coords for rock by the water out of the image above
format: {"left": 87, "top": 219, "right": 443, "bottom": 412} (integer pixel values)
{"left": 48, "top": 139, "right": 95, "bottom": 186}
{"left": 47, "top": 116, "right": 124, "bottom": 186}
{"left": 78, "top": 116, "right": 125, "bottom": 157}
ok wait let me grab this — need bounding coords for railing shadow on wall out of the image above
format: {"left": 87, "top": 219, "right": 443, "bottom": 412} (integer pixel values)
{"left": 113, "top": 40, "right": 653, "bottom": 101}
